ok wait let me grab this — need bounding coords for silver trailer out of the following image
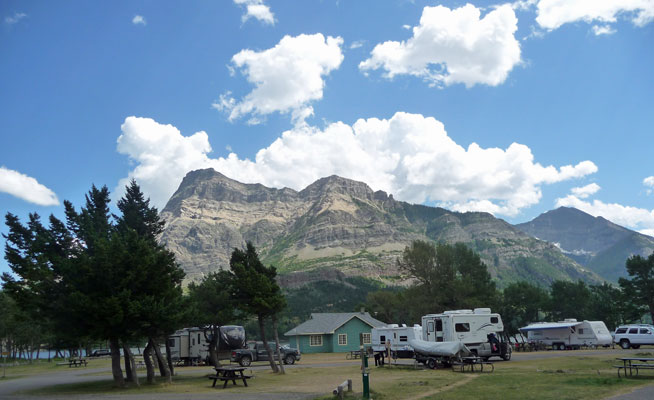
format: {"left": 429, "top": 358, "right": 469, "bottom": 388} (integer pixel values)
{"left": 167, "top": 326, "right": 246, "bottom": 365}
{"left": 520, "top": 319, "right": 612, "bottom": 350}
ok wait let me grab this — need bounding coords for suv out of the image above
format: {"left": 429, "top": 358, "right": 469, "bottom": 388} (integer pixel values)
{"left": 614, "top": 325, "right": 654, "bottom": 349}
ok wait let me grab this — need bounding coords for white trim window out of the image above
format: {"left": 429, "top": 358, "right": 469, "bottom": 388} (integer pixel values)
{"left": 310, "top": 335, "right": 323, "bottom": 346}
{"left": 338, "top": 334, "right": 348, "bottom": 346}
{"left": 362, "top": 333, "right": 371, "bottom": 344}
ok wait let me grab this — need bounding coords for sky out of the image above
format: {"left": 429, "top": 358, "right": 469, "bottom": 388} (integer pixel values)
{"left": 1, "top": 0, "right": 653, "bottom": 275}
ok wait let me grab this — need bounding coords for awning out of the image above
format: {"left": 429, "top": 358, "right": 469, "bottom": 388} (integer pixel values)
{"left": 519, "top": 322, "right": 582, "bottom": 332}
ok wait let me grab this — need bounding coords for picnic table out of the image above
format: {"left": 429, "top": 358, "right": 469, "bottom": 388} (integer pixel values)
{"left": 614, "top": 357, "right": 654, "bottom": 378}
{"left": 208, "top": 366, "right": 252, "bottom": 388}
{"left": 57, "top": 358, "right": 88, "bottom": 368}
{"left": 346, "top": 350, "right": 361, "bottom": 360}
{"left": 451, "top": 356, "right": 494, "bottom": 373}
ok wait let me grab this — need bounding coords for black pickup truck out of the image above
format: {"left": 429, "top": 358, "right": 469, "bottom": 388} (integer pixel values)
{"left": 231, "top": 341, "right": 301, "bottom": 367}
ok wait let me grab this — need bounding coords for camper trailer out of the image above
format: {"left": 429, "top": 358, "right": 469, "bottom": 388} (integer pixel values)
{"left": 371, "top": 324, "right": 422, "bottom": 359}
{"left": 421, "top": 308, "right": 511, "bottom": 360}
{"left": 519, "top": 319, "right": 612, "bottom": 350}
{"left": 167, "top": 326, "right": 246, "bottom": 365}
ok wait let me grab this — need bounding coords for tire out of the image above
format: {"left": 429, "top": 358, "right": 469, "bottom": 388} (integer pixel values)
{"left": 558, "top": 344, "right": 566, "bottom": 351}
{"left": 427, "top": 358, "right": 437, "bottom": 369}
{"left": 620, "top": 340, "right": 631, "bottom": 350}
{"left": 239, "top": 355, "right": 252, "bottom": 367}
{"left": 284, "top": 354, "right": 296, "bottom": 365}
{"left": 502, "top": 349, "right": 512, "bottom": 361}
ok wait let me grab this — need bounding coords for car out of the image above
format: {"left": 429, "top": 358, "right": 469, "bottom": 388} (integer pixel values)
{"left": 89, "top": 349, "right": 111, "bottom": 357}
{"left": 231, "top": 341, "right": 301, "bottom": 367}
{"left": 613, "top": 324, "right": 654, "bottom": 349}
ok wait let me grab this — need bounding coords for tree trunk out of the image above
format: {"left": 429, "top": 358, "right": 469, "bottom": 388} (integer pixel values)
{"left": 143, "top": 340, "right": 155, "bottom": 384}
{"left": 272, "top": 314, "right": 285, "bottom": 374}
{"left": 109, "top": 337, "right": 125, "bottom": 387}
{"left": 165, "top": 338, "right": 174, "bottom": 376}
{"left": 122, "top": 343, "right": 139, "bottom": 386}
{"left": 151, "top": 339, "right": 171, "bottom": 383}
{"left": 258, "top": 314, "right": 278, "bottom": 373}
{"left": 204, "top": 325, "right": 220, "bottom": 367}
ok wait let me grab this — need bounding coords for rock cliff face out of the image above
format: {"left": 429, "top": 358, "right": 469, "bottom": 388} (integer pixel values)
{"left": 160, "top": 169, "right": 600, "bottom": 287}
{"left": 515, "top": 207, "right": 654, "bottom": 282}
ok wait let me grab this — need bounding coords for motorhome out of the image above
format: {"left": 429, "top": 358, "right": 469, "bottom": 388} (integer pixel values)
{"left": 421, "top": 308, "right": 511, "bottom": 360}
{"left": 371, "top": 324, "right": 422, "bottom": 359}
{"left": 519, "top": 319, "right": 612, "bottom": 350}
{"left": 167, "top": 326, "right": 246, "bottom": 365}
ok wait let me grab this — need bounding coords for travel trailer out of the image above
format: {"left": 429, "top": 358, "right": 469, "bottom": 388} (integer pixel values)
{"left": 519, "top": 319, "right": 612, "bottom": 350}
{"left": 421, "top": 308, "right": 511, "bottom": 360}
{"left": 371, "top": 324, "right": 422, "bottom": 359}
{"left": 167, "top": 325, "right": 246, "bottom": 365}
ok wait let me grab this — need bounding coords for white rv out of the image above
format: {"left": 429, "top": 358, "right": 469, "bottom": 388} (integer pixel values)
{"left": 519, "top": 319, "right": 612, "bottom": 350}
{"left": 168, "top": 326, "right": 246, "bottom": 365}
{"left": 371, "top": 324, "right": 422, "bottom": 359}
{"left": 421, "top": 308, "right": 511, "bottom": 360}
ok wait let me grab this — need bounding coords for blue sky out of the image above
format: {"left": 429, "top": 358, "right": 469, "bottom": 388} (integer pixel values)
{"left": 1, "top": 0, "right": 653, "bottom": 275}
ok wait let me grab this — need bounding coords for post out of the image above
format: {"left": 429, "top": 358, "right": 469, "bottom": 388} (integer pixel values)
{"left": 360, "top": 333, "right": 369, "bottom": 399}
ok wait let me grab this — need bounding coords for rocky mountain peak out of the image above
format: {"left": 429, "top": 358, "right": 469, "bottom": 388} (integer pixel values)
{"left": 299, "top": 175, "right": 375, "bottom": 201}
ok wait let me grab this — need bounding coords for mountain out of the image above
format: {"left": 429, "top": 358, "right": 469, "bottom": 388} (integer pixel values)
{"left": 159, "top": 169, "right": 601, "bottom": 287}
{"left": 515, "top": 207, "right": 654, "bottom": 282}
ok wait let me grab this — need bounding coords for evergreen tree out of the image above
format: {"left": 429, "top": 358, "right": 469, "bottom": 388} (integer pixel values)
{"left": 619, "top": 252, "right": 654, "bottom": 323}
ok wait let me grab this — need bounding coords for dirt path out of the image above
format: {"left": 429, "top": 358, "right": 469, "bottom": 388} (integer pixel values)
{"left": 404, "top": 374, "right": 479, "bottom": 400}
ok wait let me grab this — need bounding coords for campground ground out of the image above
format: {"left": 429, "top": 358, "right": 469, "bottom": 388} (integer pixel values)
{"left": 1, "top": 348, "right": 654, "bottom": 399}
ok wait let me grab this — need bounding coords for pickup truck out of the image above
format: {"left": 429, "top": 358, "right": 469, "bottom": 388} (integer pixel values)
{"left": 231, "top": 341, "right": 301, "bottom": 367}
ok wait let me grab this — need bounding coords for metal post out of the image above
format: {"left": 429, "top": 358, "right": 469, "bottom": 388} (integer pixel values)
{"left": 360, "top": 333, "right": 369, "bottom": 399}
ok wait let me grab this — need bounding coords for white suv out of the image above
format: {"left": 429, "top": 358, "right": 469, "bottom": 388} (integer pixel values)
{"left": 614, "top": 324, "right": 654, "bottom": 349}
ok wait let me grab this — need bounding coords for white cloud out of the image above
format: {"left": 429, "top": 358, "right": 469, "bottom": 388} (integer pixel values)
{"left": 644, "top": 176, "right": 654, "bottom": 195}
{"left": 349, "top": 40, "right": 364, "bottom": 49}
{"left": 233, "top": 0, "right": 275, "bottom": 25}
{"left": 117, "top": 113, "right": 596, "bottom": 217}
{"left": 536, "top": 0, "right": 654, "bottom": 31}
{"left": 512, "top": 0, "right": 538, "bottom": 11}
{"left": 0, "top": 167, "right": 59, "bottom": 206}
{"left": 592, "top": 24, "right": 616, "bottom": 35}
{"left": 132, "top": 15, "right": 146, "bottom": 25}
{"left": 571, "top": 183, "right": 600, "bottom": 198}
{"left": 5, "top": 12, "right": 27, "bottom": 25}
{"left": 556, "top": 193, "right": 654, "bottom": 234}
{"left": 359, "top": 4, "right": 521, "bottom": 88}
{"left": 214, "top": 33, "right": 344, "bottom": 124}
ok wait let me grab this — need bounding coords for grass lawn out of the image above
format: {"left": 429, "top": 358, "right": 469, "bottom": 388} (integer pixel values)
{"left": 16, "top": 352, "right": 654, "bottom": 399}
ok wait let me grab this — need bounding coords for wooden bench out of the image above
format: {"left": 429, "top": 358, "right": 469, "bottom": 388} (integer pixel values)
{"left": 56, "top": 359, "right": 87, "bottom": 368}
{"left": 451, "top": 357, "right": 494, "bottom": 373}
{"left": 208, "top": 374, "right": 253, "bottom": 388}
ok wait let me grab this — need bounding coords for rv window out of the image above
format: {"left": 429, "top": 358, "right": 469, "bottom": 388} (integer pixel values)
{"left": 436, "top": 319, "right": 443, "bottom": 331}
{"left": 491, "top": 317, "right": 498, "bottom": 324}
{"left": 198, "top": 333, "right": 201, "bottom": 343}
{"left": 455, "top": 323, "right": 470, "bottom": 333}
{"left": 399, "top": 336, "right": 408, "bottom": 342}
{"left": 167, "top": 338, "right": 175, "bottom": 348}
{"left": 640, "top": 329, "right": 650, "bottom": 334}
{"left": 192, "top": 338, "right": 195, "bottom": 346}
{"left": 578, "top": 328, "right": 584, "bottom": 334}
{"left": 427, "top": 322, "right": 434, "bottom": 333}
{"left": 380, "top": 335, "right": 386, "bottom": 343}
{"left": 629, "top": 328, "right": 638, "bottom": 334}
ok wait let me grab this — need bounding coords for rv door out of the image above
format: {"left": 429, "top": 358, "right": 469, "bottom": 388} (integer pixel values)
{"left": 435, "top": 318, "right": 444, "bottom": 342}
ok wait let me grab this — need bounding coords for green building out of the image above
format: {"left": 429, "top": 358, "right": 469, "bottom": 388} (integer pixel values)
{"left": 285, "top": 311, "right": 386, "bottom": 354}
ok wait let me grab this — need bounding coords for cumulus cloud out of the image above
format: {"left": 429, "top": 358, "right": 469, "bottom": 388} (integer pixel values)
{"left": 644, "top": 176, "right": 654, "bottom": 195}
{"left": 117, "top": 113, "right": 596, "bottom": 217}
{"left": 556, "top": 193, "right": 654, "bottom": 236}
{"left": 233, "top": 0, "right": 275, "bottom": 25}
{"left": 359, "top": 4, "right": 521, "bottom": 88}
{"left": 132, "top": 15, "right": 146, "bottom": 25}
{"left": 0, "top": 167, "right": 59, "bottom": 206}
{"left": 536, "top": 0, "right": 654, "bottom": 32}
{"left": 571, "top": 183, "right": 601, "bottom": 198}
{"left": 592, "top": 25, "right": 616, "bottom": 35}
{"left": 349, "top": 40, "right": 364, "bottom": 49}
{"left": 214, "top": 33, "right": 344, "bottom": 124}
{"left": 4, "top": 12, "right": 27, "bottom": 25}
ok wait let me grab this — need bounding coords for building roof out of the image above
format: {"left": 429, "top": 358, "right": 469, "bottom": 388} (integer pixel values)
{"left": 285, "top": 312, "right": 386, "bottom": 336}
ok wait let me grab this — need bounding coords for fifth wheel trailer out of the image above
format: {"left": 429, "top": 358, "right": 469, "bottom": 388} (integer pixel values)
{"left": 167, "top": 326, "right": 246, "bottom": 365}
{"left": 519, "top": 319, "right": 612, "bottom": 350}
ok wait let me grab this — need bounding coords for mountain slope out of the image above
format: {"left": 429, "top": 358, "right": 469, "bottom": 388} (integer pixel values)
{"left": 515, "top": 207, "right": 654, "bottom": 282}
{"left": 159, "top": 169, "right": 600, "bottom": 287}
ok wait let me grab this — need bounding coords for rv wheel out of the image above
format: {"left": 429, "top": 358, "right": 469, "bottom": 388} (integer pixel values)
{"left": 558, "top": 344, "right": 566, "bottom": 351}
{"left": 427, "top": 358, "right": 437, "bottom": 369}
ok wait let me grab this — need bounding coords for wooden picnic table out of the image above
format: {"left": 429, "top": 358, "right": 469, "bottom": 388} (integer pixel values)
{"left": 614, "top": 357, "right": 654, "bottom": 378}
{"left": 57, "top": 358, "right": 88, "bottom": 368}
{"left": 346, "top": 350, "right": 361, "bottom": 360}
{"left": 451, "top": 356, "right": 494, "bottom": 373}
{"left": 208, "top": 366, "right": 252, "bottom": 388}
